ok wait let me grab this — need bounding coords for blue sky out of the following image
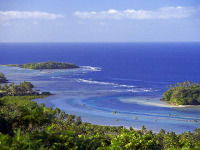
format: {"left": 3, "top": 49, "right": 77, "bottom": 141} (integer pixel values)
{"left": 0, "top": 0, "right": 200, "bottom": 42}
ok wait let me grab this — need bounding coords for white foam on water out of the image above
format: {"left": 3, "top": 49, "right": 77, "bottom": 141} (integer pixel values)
{"left": 81, "top": 66, "right": 102, "bottom": 72}
{"left": 127, "top": 89, "right": 141, "bottom": 93}
{"left": 117, "top": 84, "right": 135, "bottom": 88}
{"left": 76, "top": 78, "right": 135, "bottom": 89}
{"left": 76, "top": 79, "right": 115, "bottom": 85}
{"left": 143, "top": 89, "right": 151, "bottom": 92}
{"left": 127, "top": 88, "right": 154, "bottom": 93}
{"left": 50, "top": 76, "right": 64, "bottom": 79}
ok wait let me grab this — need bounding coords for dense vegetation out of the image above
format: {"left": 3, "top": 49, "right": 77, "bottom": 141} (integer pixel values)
{"left": 163, "top": 81, "right": 200, "bottom": 105}
{"left": 0, "top": 64, "right": 21, "bottom": 67}
{"left": 0, "top": 81, "right": 50, "bottom": 97}
{"left": 0, "top": 79, "right": 200, "bottom": 149}
{"left": 21, "top": 61, "right": 79, "bottom": 69}
{"left": 0, "top": 72, "right": 7, "bottom": 83}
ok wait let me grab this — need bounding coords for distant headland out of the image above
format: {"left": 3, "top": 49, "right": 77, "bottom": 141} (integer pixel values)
{"left": 162, "top": 81, "right": 200, "bottom": 105}
{"left": 1, "top": 61, "right": 79, "bottom": 70}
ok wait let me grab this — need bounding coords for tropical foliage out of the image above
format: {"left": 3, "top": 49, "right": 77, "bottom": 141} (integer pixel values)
{"left": 7, "top": 64, "right": 21, "bottom": 67}
{"left": 0, "top": 81, "right": 51, "bottom": 97}
{"left": 0, "top": 72, "right": 7, "bottom": 83}
{"left": 21, "top": 61, "right": 79, "bottom": 69}
{"left": 163, "top": 81, "right": 200, "bottom": 105}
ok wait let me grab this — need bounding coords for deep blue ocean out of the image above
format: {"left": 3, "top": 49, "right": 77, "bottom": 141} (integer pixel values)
{"left": 0, "top": 42, "right": 200, "bottom": 133}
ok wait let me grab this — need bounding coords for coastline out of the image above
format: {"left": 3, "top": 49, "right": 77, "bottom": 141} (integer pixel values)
{"left": 119, "top": 96, "right": 197, "bottom": 108}
{"left": 161, "top": 99, "right": 200, "bottom": 108}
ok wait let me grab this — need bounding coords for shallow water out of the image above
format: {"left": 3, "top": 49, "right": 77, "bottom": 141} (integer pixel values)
{"left": 0, "top": 43, "right": 200, "bottom": 133}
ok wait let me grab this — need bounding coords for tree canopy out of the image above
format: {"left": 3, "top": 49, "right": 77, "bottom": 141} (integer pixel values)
{"left": 0, "top": 72, "right": 7, "bottom": 83}
{"left": 163, "top": 81, "right": 200, "bottom": 105}
{"left": 21, "top": 61, "right": 79, "bottom": 69}
{"left": 0, "top": 81, "right": 51, "bottom": 97}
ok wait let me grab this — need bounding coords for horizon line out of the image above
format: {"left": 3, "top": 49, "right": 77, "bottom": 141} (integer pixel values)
{"left": 0, "top": 41, "right": 200, "bottom": 44}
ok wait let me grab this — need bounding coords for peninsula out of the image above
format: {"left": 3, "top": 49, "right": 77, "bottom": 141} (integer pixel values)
{"left": 162, "top": 81, "right": 200, "bottom": 105}
{"left": 1, "top": 61, "right": 79, "bottom": 70}
{"left": 0, "top": 81, "right": 51, "bottom": 97}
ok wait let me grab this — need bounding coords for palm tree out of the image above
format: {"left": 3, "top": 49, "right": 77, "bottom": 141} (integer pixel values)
{"left": 76, "top": 116, "right": 82, "bottom": 125}
{"left": 129, "top": 127, "right": 133, "bottom": 131}
{"left": 54, "top": 108, "right": 61, "bottom": 117}
{"left": 141, "top": 125, "right": 147, "bottom": 134}
{"left": 191, "top": 83, "right": 196, "bottom": 87}
{"left": 183, "top": 81, "right": 187, "bottom": 87}
{"left": 3, "top": 84, "right": 9, "bottom": 95}
{"left": 40, "top": 103, "right": 45, "bottom": 107}
{"left": 0, "top": 72, "right": 7, "bottom": 83}
{"left": 155, "top": 120, "right": 157, "bottom": 133}
{"left": 194, "top": 128, "right": 200, "bottom": 135}
{"left": 180, "top": 82, "right": 184, "bottom": 87}
{"left": 60, "top": 110, "right": 66, "bottom": 120}
{"left": 67, "top": 114, "right": 76, "bottom": 124}
{"left": 159, "top": 129, "right": 165, "bottom": 135}
{"left": 187, "top": 80, "right": 191, "bottom": 87}
{"left": 9, "top": 83, "right": 19, "bottom": 96}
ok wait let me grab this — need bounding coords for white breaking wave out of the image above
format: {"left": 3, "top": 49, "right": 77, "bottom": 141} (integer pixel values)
{"left": 50, "top": 76, "right": 63, "bottom": 79}
{"left": 116, "top": 84, "right": 135, "bottom": 88}
{"left": 127, "top": 88, "right": 154, "bottom": 93}
{"left": 127, "top": 89, "right": 141, "bottom": 93}
{"left": 76, "top": 78, "right": 135, "bottom": 88}
{"left": 76, "top": 79, "right": 115, "bottom": 85}
{"left": 143, "top": 89, "right": 151, "bottom": 92}
{"left": 81, "top": 66, "right": 102, "bottom": 72}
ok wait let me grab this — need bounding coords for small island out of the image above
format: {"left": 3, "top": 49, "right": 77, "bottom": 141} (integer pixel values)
{"left": 22, "top": 61, "right": 79, "bottom": 69}
{"left": 1, "top": 61, "right": 79, "bottom": 70}
{"left": 0, "top": 72, "right": 7, "bottom": 83}
{"left": 162, "top": 81, "right": 200, "bottom": 105}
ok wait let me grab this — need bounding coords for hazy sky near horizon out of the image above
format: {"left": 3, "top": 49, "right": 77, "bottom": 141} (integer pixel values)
{"left": 0, "top": 0, "right": 200, "bottom": 42}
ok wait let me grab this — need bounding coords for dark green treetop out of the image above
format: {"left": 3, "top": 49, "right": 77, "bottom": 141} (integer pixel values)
{"left": 0, "top": 73, "right": 7, "bottom": 83}
{"left": 21, "top": 61, "right": 79, "bottom": 69}
{"left": 163, "top": 81, "right": 200, "bottom": 105}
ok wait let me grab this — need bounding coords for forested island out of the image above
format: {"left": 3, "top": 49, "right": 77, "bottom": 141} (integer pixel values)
{"left": 1, "top": 61, "right": 79, "bottom": 70}
{"left": 0, "top": 76, "right": 200, "bottom": 149}
{"left": 0, "top": 73, "right": 7, "bottom": 83}
{"left": 162, "top": 81, "right": 200, "bottom": 105}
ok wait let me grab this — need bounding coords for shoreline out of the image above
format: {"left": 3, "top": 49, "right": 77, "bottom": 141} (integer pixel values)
{"left": 161, "top": 99, "right": 200, "bottom": 108}
{"left": 0, "top": 64, "right": 79, "bottom": 70}
{"left": 120, "top": 96, "right": 200, "bottom": 108}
